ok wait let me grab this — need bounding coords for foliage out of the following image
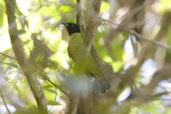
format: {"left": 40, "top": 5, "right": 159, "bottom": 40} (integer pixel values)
{"left": 0, "top": 0, "right": 171, "bottom": 114}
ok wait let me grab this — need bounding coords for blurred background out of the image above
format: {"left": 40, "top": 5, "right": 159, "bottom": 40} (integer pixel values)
{"left": 0, "top": 0, "right": 171, "bottom": 114}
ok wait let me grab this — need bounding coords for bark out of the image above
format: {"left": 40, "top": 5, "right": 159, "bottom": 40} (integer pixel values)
{"left": 4, "top": 0, "right": 47, "bottom": 113}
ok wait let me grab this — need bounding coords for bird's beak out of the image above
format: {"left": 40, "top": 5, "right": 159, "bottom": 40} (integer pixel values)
{"left": 62, "top": 23, "right": 68, "bottom": 27}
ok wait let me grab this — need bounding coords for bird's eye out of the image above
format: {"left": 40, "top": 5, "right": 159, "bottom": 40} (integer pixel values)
{"left": 71, "top": 24, "right": 75, "bottom": 28}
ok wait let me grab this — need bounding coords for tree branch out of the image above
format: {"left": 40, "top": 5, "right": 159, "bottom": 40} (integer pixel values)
{"left": 4, "top": 0, "right": 47, "bottom": 113}
{"left": 76, "top": 0, "right": 82, "bottom": 27}
{"left": 129, "top": 30, "right": 171, "bottom": 49}
{"left": 0, "top": 52, "right": 16, "bottom": 60}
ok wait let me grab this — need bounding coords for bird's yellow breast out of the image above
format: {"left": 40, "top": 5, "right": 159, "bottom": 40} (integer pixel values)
{"left": 68, "top": 33, "right": 82, "bottom": 59}
{"left": 68, "top": 33, "right": 102, "bottom": 78}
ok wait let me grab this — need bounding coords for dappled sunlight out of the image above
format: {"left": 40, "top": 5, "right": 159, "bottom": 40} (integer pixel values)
{"left": 0, "top": 0, "right": 171, "bottom": 114}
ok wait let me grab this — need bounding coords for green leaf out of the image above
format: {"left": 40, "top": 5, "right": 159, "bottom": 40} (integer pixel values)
{"left": 166, "top": 27, "right": 171, "bottom": 45}
{"left": 157, "top": 0, "right": 171, "bottom": 14}
{"left": 47, "top": 100, "right": 60, "bottom": 105}
{"left": 122, "top": 31, "right": 129, "bottom": 38}
{"left": 100, "top": 1, "right": 109, "bottom": 12}
{"left": 0, "top": 8, "right": 4, "bottom": 26}
{"left": 0, "top": 0, "right": 5, "bottom": 26}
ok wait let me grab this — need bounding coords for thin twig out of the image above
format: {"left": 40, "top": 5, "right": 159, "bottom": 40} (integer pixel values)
{"left": 0, "top": 52, "right": 16, "bottom": 60}
{"left": 36, "top": 70, "right": 69, "bottom": 96}
{"left": 0, "top": 92, "right": 12, "bottom": 114}
{"left": 129, "top": 30, "right": 171, "bottom": 49}
{"left": 48, "top": 88, "right": 57, "bottom": 114}
{"left": 160, "top": 99, "right": 171, "bottom": 100}
{"left": 41, "top": 75, "right": 69, "bottom": 96}
{"left": 101, "top": 18, "right": 171, "bottom": 50}
{"left": 0, "top": 62, "right": 18, "bottom": 67}
{"left": 76, "top": 0, "right": 82, "bottom": 27}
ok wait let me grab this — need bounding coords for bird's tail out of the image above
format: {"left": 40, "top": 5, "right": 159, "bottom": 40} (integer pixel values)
{"left": 92, "top": 77, "right": 111, "bottom": 94}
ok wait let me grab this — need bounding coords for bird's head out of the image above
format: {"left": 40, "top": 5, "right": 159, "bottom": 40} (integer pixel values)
{"left": 62, "top": 23, "right": 81, "bottom": 36}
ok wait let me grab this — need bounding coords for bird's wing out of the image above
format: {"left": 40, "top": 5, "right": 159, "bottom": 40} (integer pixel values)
{"left": 68, "top": 33, "right": 82, "bottom": 61}
{"left": 68, "top": 47, "right": 74, "bottom": 60}
{"left": 90, "top": 46, "right": 104, "bottom": 73}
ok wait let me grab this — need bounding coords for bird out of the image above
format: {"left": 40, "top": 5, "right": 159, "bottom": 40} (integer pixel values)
{"left": 62, "top": 23, "right": 111, "bottom": 93}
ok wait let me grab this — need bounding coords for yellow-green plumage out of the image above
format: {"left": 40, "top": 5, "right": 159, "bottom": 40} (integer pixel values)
{"left": 63, "top": 23, "right": 111, "bottom": 93}
{"left": 68, "top": 33, "right": 103, "bottom": 79}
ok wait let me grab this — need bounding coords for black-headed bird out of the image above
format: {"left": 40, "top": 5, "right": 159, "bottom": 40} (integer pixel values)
{"left": 62, "top": 23, "right": 111, "bottom": 93}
